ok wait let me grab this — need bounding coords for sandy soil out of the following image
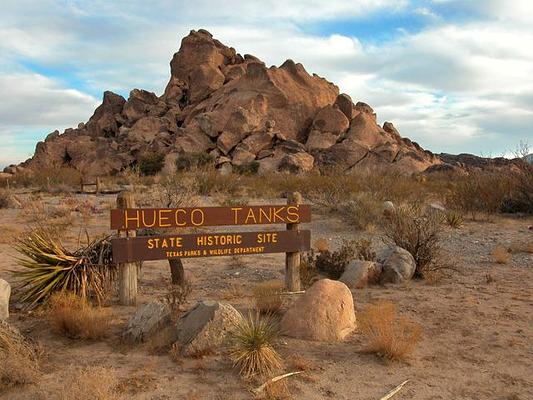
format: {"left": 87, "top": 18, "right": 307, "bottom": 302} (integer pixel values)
{"left": 1, "top": 192, "right": 532, "bottom": 400}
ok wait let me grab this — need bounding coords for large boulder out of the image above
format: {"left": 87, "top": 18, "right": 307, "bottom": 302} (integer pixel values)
{"left": 339, "top": 261, "right": 382, "bottom": 289}
{"left": 174, "top": 300, "right": 241, "bottom": 356}
{"left": 378, "top": 246, "right": 416, "bottom": 283}
{"left": 0, "top": 279, "right": 10, "bottom": 320}
{"left": 281, "top": 279, "right": 356, "bottom": 342}
{"left": 123, "top": 301, "right": 171, "bottom": 342}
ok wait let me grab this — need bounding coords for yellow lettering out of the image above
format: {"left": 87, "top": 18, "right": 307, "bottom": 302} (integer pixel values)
{"left": 286, "top": 206, "right": 299, "bottom": 223}
{"left": 175, "top": 209, "right": 187, "bottom": 226}
{"left": 231, "top": 207, "right": 243, "bottom": 224}
{"left": 191, "top": 209, "right": 205, "bottom": 226}
{"left": 124, "top": 209, "right": 140, "bottom": 229}
{"left": 259, "top": 207, "right": 272, "bottom": 223}
{"left": 148, "top": 239, "right": 154, "bottom": 249}
{"left": 273, "top": 206, "right": 285, "bottom": 222}
{"left": 141, "top": 210, "right": 157, "bottom": 227}
{"left": 159, "top": 209, "right": 172, "bottom": 227}
{"left": 244, "top": 208, "right": 257, "bottom": 224}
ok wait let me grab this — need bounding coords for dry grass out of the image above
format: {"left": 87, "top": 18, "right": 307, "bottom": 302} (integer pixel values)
{"left": 229, "top": 312, "right": 282, "bottom": 379}
{"left": 162, "top": 281, "right": 192, "bottom": 321}
{"left": 0, "top": 320, "right": 40, "bottom": 391}
{"left": 253, "top": 280, "right": 284, "bottom": 314}
{"left": 262, "top": 379, "right": 293, "bottom": 400}
{"left": 289, "top": 354, "right": 314, "bottom": 371}
{"left": 46, "top": 293, "right": 112, "bottom": 340}
{"left": 0, "top": 189, "right": 12, "bottom": 208}
{"left": 35, "top": 365, "right": 119, "bottom": 400}
{"left": 492, "top": 245, "right": 511, "bottom": 264}
{"left": 359, "top": 301, "right": 422, "bottom": 362}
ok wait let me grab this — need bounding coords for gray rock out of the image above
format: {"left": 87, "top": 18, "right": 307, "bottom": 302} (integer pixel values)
{"left": 339, "top": 260, "right": 382, "bottom": 289}
{"left": 378, "top": 246, "right": 416, "bottom": 283}
{"left": 174, "top": 300, "right": 241, "bottom": 356}
{"left": 0, "top": 279, "right": 11, "bottom": 320}
{"left": 123, "top": 301, "right": 171, "bottom": 342}
{"left": 383, "top": 201, "right": 395, "bottom": 213}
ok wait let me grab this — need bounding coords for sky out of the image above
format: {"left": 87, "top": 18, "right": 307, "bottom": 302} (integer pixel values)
{"left": 1, "top": 0, "right": 532, "bottom": 168}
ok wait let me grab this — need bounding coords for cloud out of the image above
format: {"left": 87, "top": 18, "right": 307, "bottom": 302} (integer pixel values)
{"left": 0, "top": 0, "right": 532, "bottom": 168}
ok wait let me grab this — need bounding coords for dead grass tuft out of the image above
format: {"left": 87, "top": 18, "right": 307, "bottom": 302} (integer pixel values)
{"left": 46, "top": 292, "right": 112, "bottom": 340}
{"left": 359, "top": 301, "right": 422, "bottom": 362}
{"left": 492, "top": 245, "right": 511, "bottom": 264}
{"left": 36, "top": 365, "right": 119, "bottom": 400}
{"left": 289, "top": 354, "right": 314, "bottom": 371}
{"left": 262, "top": 379, "right": 293, "bottom": 400}
{"left": 0, "top": 320, "right": 40, "bottom": 391}
{"left": 253, "top": 280, "right": 284, "bottom": 314}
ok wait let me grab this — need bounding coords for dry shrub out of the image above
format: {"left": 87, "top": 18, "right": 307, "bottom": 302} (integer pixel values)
{"left": 229, "top": 312, "right": 282, "bottom": 379}
{"left": 299, "top": 251, "right": 320, "bottom": 289}
{"left": 289, "top": 354, "right": 314, "bottom": 371}
{"left": 262, "top": 379, "right": 293, "bottom": 400}
{"left": 445, "top": 171, "right": 521, "bottom": 219}
{"left": 35, "top": 365, "right": 119, "bottom": 400}
{"left": 140, "top": 175, "right": 198, "bottom": 208}
{"left": 0, "top": 320, "right": 40, "bottom": 391}
{"left": 340, "top": 194, "right": 384, "bottom": 231}
{"left": 168, "top": 342, "right": 182, "bottom": 364}
{"left": 0, "top": 189, "right": 12, "bottom": 208}
{"left": 382, "top": 204, "right": 442, "bottom": 278}
{"left": 359, "top": 301, "right": 422, "bottom": 361}
{"left": 162, "top": 281, "right": 192, "bottom": 321}
{"left": 492, "top": 245, "right": 511, "bottom": 264}
{"left": 46, "top": 293, "right": 112, "bottom": 340}
{"left": 253, "top": 280, "right": 284, "bottom": 314}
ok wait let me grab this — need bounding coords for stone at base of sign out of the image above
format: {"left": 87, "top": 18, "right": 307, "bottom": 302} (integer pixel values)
{"left": 123, "top": 301, "right": 171, "bottom": 342}
{"left": 174, "top": 300, "right": 241, "bottom": 357}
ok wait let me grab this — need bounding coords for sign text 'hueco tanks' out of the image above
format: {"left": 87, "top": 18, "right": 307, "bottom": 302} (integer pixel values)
{"left": 110, "top": 205, "right": 311, "bottom": 230}
{"left": 111, "top": 230, "right": 311, "bottom": 263}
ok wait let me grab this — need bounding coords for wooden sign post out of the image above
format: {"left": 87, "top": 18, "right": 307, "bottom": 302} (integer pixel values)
{"left": 116, "top": 191, "right": 138, "bottom": 305}
{"left": 110, "top": 191, "right": 311, "bottom": 302}
{"left": 286, "top": 192, "right": 302, "bottom": 292}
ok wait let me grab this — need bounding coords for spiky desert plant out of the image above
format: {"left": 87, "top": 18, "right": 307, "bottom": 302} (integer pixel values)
{"left": 445, "top": 211, "right": 464, "bottom": 229}
{"left": 11, "top": 229, "right": 116, "bottom": 307}
{"left": 229, "top": 312, "right": 282, "bottom": 379}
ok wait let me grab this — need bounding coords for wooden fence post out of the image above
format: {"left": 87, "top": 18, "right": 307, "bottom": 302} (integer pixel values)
{"left": 285, "top": 191, "right": 302, "bottom": 291}
{"left": 80, "top": 177, "right": 84, "bottom": 193}
{"left": 117, "top": 191, "right": 137, "bottom": 305}
{"left": 95, "top": 177, "right": 101, "bottom": 195}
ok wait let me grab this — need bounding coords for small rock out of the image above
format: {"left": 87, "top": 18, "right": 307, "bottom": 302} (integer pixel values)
{"left": 383, "top": 201, "right": 395, "bottom": 215}
{"left": 0, "top": 279, "right": 11, "bottom": 320}
{"left": 281, "top": 279, "right": 356, "bottom": 342}
{"left": 174, "top": 300, "right": 241, "bottom": 356}
{"left": 378, "top": 246, "right": 416, "bottom": 284}
{"left": 339, "top": 260, "right": 382, "bottom": 289}
{"left": 123, "top": 301, "right": 171, "bottom": 342}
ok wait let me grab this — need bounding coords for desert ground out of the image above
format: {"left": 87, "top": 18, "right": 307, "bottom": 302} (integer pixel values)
{"left": 0, "top": 181, "right": 532, "bottom": 400}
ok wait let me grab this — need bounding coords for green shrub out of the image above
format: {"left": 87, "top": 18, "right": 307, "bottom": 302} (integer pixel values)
{"left": 138, "top": 152, "right": 164, "bottom": 176}
{"left": 175, "top": 152, "right": 215, "bottom": 171}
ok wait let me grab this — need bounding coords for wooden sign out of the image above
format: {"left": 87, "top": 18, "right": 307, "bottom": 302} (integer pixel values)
{"left": 110, "top": 205, "right": 311, "bottom": 230}
{"left": 111, "top": 230, "right": 311, "bottom": 263}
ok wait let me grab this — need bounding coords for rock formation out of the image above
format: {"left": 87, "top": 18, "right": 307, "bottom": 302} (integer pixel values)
{"left": 6, "top": 28, "right": 486, "bottom": 177}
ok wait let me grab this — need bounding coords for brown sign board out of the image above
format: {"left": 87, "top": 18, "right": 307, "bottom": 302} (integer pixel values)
{"left": 110, "top": 205, "right": 311, "bottom": 230}
{"left": 111, "top": 230, "right": 311, "bottom": 263}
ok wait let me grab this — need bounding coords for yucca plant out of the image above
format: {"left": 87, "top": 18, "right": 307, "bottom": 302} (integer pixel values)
{"left": 445, "top": 211, "right": 464, "bottom": 229}
{"left": 11, "top": 229, "right": 116, "bottom": 307}
{"left": 229, "top": 312, "right": 282, "bottom": 379}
